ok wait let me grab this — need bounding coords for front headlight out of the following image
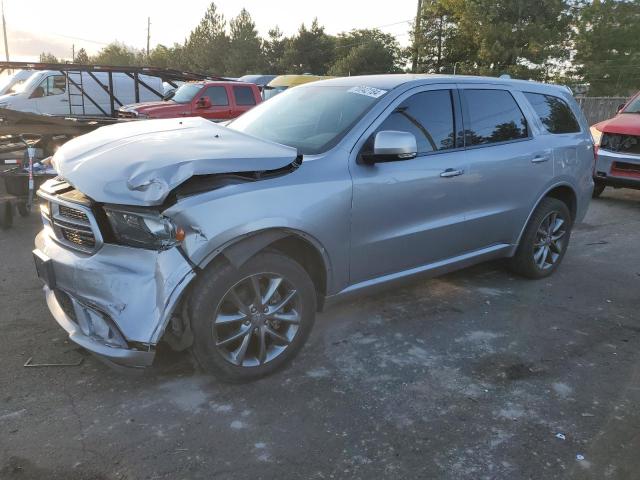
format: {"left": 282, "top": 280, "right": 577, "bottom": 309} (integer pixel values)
{"left": 590, "top": 126, "right": 602, "bottom": 146}
{"left": 104, "top": 207, "right": 183, "bottom": 250}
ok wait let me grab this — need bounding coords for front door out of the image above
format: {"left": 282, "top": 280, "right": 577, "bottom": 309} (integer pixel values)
{"left": 350, "top": 86, "right": 473, "bottom": 284}
{"left": 33, "top": 75, "right": 69, "bottom": 115}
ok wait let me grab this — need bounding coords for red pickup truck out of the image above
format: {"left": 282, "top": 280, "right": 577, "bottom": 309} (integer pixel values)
{"left": 118, "top": 81, "right": 261, "bottom": 121}
{"left": 591, "top": 91, "right": 640, "bottom": 197}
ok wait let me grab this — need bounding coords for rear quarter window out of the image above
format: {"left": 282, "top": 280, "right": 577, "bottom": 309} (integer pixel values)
{"left": 463, "top": 89, "right": 529, "bottom": 146}
{"left": 524, "top": 92, "right": 581, "bottom": 134}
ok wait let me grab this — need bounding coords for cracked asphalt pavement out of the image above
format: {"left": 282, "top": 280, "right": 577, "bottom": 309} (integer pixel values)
{"left": 1, "top": 188, "right": 639, "bottom": 479}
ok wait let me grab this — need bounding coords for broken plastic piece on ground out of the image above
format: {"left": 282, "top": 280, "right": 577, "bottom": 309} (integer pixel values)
{"left": 23, "top": 356, "right": 84, "bottom": 367}
{"left": 576, "top": 454, "right": 585, "bottom": 461}
{"left": 556, "top": 433, "right": 566, "bottom": 440}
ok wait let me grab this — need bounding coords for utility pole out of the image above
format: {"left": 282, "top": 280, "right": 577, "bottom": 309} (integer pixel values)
{"left": 72, "top": 43, "right": 75, "bottom": 62}
{"left": 411, "top": 0, "right": 422, "bottom": 73}
{"left": 1, "top": 0, "right": 9, "bottom": 62}
{"left": 146, "top": 17, "right": 150, "bottom": 59}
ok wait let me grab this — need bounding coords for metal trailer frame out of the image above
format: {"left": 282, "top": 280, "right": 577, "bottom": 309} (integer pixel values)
{"left": 0, "top": 61, "right": 232, "bottom": 118}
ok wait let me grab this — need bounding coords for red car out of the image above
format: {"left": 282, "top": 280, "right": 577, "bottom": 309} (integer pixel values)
{"left": 118, "top": 81, "right": 261, "bottom": 121}
{"left": 591, "top": 92, "right": 640, "bottom": 197}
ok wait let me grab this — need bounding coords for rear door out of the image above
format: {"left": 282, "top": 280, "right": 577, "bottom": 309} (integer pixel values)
{"left": 349, "top": 85, "right": 473, "bottom": 284}
{"left": 458, "top": 85, "right": 554, "bottom": 249}
{"left": 231, "top": 84, "right": 258, "bottom": 117}
{"left": 196, "top": 85, "right": 232, "bottom": 120}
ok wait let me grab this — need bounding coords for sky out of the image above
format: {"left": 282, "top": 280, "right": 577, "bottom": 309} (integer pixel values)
{"left": 3, "top": 0, "right": 416, "bottom": 62}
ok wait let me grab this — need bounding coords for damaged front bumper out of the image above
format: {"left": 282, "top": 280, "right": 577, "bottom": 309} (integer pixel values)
{"left": 595, "top": 148, "right": 640, "bottom": 188}
{"left": 34, "top": 230, "right": 195, "bottom": 369}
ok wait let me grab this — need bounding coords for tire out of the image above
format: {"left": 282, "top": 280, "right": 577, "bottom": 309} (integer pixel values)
{"left": 189, "top": 251, "right": 317, "bottom": 382}
{"left": 0, "top": 202, "right": 13, "bottom": 229}
{"left": 509, "top": 197, "right": 572, "bottom": 279}
{"left": 592, "top": 181, "right": 606, "bottom": 198}
{"left": 17, "top": 202, "right": 30, "bottom": 217}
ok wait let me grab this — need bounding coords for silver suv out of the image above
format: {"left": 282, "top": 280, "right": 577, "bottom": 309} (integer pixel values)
{"left": 33, "top": 75, "right": 594, "bottom": 381}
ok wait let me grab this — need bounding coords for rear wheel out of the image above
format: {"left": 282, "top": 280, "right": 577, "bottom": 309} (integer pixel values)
{"left": 509, "top": 197, "right": 572, "bottom": 279}
{"left": 592, "top": 181, "right": 606, "bottom": 198}
{"left": 189, "top": 251, "right": 316, "bottom": 382}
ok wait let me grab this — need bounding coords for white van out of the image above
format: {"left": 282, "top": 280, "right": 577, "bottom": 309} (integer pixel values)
{"left": 0, "top": 70, "right": 163, "bottom": 116}
{"left": 0, "top": 69, "right": 37, "bottom": 96}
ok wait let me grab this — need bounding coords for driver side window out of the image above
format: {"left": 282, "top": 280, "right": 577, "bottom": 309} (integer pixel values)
{"left": 36, "top": 75, "right": 67, "bottom": 96}
{"left": 376, "top": 89, "right": 456, "bottom": 155}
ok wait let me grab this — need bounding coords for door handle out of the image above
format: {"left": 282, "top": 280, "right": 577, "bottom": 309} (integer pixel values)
{"left": 531, "top": 154, "right": 550, "bottom": 163}
{"left": 440, "top": 168, "right": 464, "bottom": 178}
{"left": 61, "top": 99, "right": 69, "bottom": 103}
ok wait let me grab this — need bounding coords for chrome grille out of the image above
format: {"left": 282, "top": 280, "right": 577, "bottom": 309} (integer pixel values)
{"left": 38, "top": 191, "right": 103, "bottom": 254}
{"left": 58, "top": 204, "right": 90, "bottom": 222}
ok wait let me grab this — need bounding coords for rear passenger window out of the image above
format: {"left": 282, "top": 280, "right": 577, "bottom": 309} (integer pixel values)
{"left": 524, "top": 92, "right": 580, "bottom": 134}
{"left": 463, "top": 89, "right": 528, "bottom": 146}
{"left": 233, "top": 86, "right": 256, "bottom": 106}
{"left": 376, "top": 90, "right": 456, "bottom": 154}
{"left": 202, "top": 86, "right": 229, "bottom": 106}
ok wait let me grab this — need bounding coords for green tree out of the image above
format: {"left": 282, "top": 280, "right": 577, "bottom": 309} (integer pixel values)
{"left": 458, "top": 0, "right": 572, "bottom": 78}
{"left": 329, "top": 29, "right": 401, "bottom": 75}
{"left": 183, "top": 2, "right": 230, "bottom": 75}
{"left": 573, "top": 0, "right": 640, "bottom": 96}
{"left": 91, "top": 42, "right": 141, "bottom": 66}
{"left": 409, "top": 0, "right": 573, "bottom": 78}
{"left": 227, "top": 8, "right": 265, "bottom": 76}
{"left": 282, "top": 19, "right": 335, "bottom": 74}
{"left": 263, "top": 27, "right": 288, "bottom": 73}
{"left": 411, "top": 0, "right": 459, "bottom": 73}
{"left": 74, "top": 48, "right": 89, "bottom": 63}
{"left": 148, "top": 44, "right": 173, "bottom": 68}
{"left": 39, "top": 52, "right": 59, "bottom": 63}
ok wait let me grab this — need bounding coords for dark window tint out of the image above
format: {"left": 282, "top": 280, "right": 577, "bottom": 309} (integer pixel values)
{"left": 464, "top": 90, "right": 528, "bottom": 145}
{"left": 202, "top": 86, "right": 229, "bottom": 106}
{"left": 524, "top": 92, "right": 580, "bottom": 134}
{"left": 234, "top": 86, "right": 256, "bottom": 106}
{"left": 377, "top": 90, "right": 455, "bottom": 154}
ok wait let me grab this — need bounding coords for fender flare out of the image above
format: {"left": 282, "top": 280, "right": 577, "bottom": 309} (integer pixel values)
{"left": 511, "top": 181, "right": 577, "bottom": 254}
{"left": 198, "top": 227, "right": 334, "bottom": 293}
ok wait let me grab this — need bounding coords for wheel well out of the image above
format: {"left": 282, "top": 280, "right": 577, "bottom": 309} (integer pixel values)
{"left": 268, "top": 235, "right": 327, "bottom": 309}
{"left": 545, "top": 185, "right": 577, "bottom": 220}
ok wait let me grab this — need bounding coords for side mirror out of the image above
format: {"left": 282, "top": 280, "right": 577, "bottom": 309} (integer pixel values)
{"left": 30, "top": 86, "right": 45, "bottom": 99}
{"left": 617, "top": 103, "right": 626, "bottom": 113}
{"left": 362, "top": 130, "right": 418, "bottom": 164}
{"left": 196, "top": 96, "right": 212, "bottom": 109}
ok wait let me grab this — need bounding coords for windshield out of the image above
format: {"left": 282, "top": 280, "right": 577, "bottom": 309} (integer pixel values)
{"left": 171, "top": 83, "right": 202, "bottom": 104}
{"left": 7, "top": 79, "right": 27, "bottom": 94}
{"left": 622, "top": 95, "right": 640, "bottom": 113}
{"left": 263, "top": 86, "right": 287, "bottom": 100}
{"left": 229, "top": 85, "right": 387, "bottom": 155}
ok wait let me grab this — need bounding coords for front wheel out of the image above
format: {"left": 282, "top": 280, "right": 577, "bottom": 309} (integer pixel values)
{"left": 189, "top": 251, "right": 316, "bottom": 382}
{"left": 509, "top": 197, "right": 572, "bottom": 279}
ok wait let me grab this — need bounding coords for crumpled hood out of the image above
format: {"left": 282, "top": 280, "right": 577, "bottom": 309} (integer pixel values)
{"left": 53, "top": 117, "right": 298, "bottom": 206}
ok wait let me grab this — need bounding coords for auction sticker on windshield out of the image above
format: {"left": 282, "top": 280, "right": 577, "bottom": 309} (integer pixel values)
{"left": 348, "top": 86, "right": 387, "bottom": 98}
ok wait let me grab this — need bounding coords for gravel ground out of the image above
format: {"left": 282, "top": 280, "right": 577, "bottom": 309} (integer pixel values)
{"left": 1, "top": 187, "right": 639, "bottom": 480}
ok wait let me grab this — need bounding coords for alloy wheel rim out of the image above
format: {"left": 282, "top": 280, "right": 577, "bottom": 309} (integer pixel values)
{"left": 533, "top": 211, "right": 567, "bottom": 270}
{"left": 213, "top": 273, "right": 300, "bottom": 367}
